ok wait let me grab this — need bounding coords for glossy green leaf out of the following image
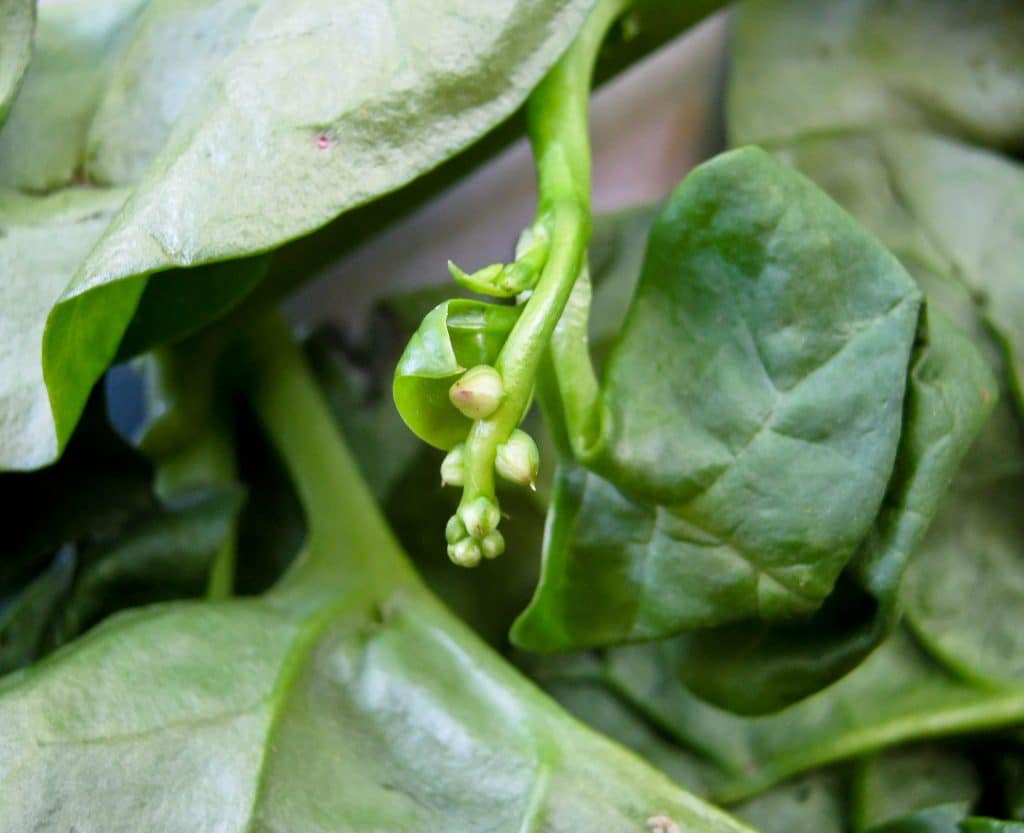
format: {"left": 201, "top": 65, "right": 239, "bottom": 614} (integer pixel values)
{"left": 515, "top": 146, "right": 922, "bottom": 650}
{"left": 394, "top": 299, "right": 520, "bottom": 450}
{"left": 729, "top": 0, "right": 1024, "bottom": 150}
{"left": 0, "top": 0, "right": 34, "bottom": 127}
{"left": 962, "top": 820, "right": 1024, "bottom": 833}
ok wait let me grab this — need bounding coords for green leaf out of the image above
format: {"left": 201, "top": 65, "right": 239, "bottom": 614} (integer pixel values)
{"left": 0, "top": 0, "right": 34, "bottom": 128}
{"left": 515, "top": 146, "right": 922, "bottom": 651}
{"left": 728, "top": 0, "right": 1024, "bottom": 150}
{"left": 394, "top": 299, "right": 520, "bottom": 450}
{"left": 962, "top": 820, "right": 1024, "bottom": 833}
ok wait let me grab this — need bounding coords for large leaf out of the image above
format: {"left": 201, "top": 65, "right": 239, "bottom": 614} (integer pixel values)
{"left": 728, "top": 0, "right": 1024, "bottom": 150}
{"left": 514, "top": 146, "right": 922, "bottom": 651}
{"left": 0, "top": 0, "right": 594, "bottom": 471}
{"left": 0, "top": 0, "right": 34, "bottom": 127}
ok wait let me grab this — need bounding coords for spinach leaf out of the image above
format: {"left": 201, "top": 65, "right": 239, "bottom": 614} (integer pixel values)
{"left": 728, "top": 0, "right": 1024, "bottom": 151}
{"left": 514, "top": 146, "right": 926, "bottom": 658}
{"left": 0, "top": 0, "right": 34, "bottom": 128}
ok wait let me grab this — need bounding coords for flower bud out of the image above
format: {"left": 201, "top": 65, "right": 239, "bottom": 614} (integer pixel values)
{"left": 440, "top": 444, "right": 465, "bottom": 487}
{"left": 495, "top": 429, "right": 540, "bottom": 487}
{"left": 445, "top": 515, "right": 467, "bottom": 545}
{"left": 480, "top": 530, "right": 505, "bottom": 560}
{"left": 449, "top": 366, "right": 503, "bottom": 420}
{"left": 459, "top": 496, "right": 500, "bottom": 539}
{"left": 448, "top": 538, "right": 482, "bottom": 568}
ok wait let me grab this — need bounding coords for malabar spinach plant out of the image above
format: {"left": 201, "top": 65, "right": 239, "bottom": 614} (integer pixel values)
{"left": 1, "top": 0, "right": 1023, "bottom": 831}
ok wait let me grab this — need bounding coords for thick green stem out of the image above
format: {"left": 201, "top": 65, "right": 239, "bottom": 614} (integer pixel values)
{"left": 240, "top": 313, "right": 415, "bottom": 601}
{"left": 458, "top": 0, "right": 628, "bottom": 517}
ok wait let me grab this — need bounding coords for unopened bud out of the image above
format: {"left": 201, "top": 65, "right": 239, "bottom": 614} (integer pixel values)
{"left": 480, "top": 530, "right": 505, "bottom": 560}
{"left": 445, "top": 515, "right": 467, "bottom": 545}
{"left": 448, "top": 538, "right": 482, "bottom": 568}
{"left": 440, "top": 444, "right": 466, "bottom": 486}
{"left": 495, "top": 429, "right": 540, "bottom": 487}
{"left": 449, "top": 366, "right": 503, "bottom": 420}
{"left": 459, "top": 496, "right": 500, "bottom": 539}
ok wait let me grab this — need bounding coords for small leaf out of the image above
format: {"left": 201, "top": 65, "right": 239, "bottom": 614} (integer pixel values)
{"left": 394, "top": 299, "right": 519, "bottom": 450}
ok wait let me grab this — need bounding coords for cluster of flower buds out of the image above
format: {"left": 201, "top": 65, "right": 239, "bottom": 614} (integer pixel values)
{"left": 440, "top": 364, "right": 542, "bottom": 567}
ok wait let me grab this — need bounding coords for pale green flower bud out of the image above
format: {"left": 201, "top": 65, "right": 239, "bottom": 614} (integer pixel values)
{"left": 445, "top": 515, "right": 467, "bottom": 545}
{"left": 440, "top": 444, "right": 465, "bottom": 487}
{"left": 495, "top": 429, "right": 540, "bottom": 487}
{"left": 448, "top": 538, "right": 482, "bottom": 568}
{"left": 480, "top": 530, "right": 505, "bottom": 560}
{"left": 449, "top": 366, "right": 503, "bottom": 420}
{"left": 459, "top": 496, "right": 500, "bottom": 539}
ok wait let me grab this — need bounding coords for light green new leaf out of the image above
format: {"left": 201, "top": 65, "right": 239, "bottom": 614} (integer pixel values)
{"left": 729, "top": 0, "right": 1024, "bottom": 150}
{"left": 394, "top": 299, "right": 521, "bottom": 450}
{"left": 514, "top": 146, "right": 922, "bottom": 651}
{"left": 0, "top": 0, "right": 34, "bottom": 128}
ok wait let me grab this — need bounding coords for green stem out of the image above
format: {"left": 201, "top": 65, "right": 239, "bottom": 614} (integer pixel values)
{"left": 459, "top": 0, "right": 628, "bottom": 512}
{"left": 240, "top": 313, "right": 415, "bottom": 602}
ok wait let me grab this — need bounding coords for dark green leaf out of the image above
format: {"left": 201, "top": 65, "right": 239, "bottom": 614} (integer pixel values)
{"left": 394, "top": 299, "right": 520, "bottom": 450}
{"left": 731, "top": 771, "right": 847, "bottom": 833}
{"left": 515, "top": 146, "right": 922, "bottom": 651}
{"left": 0, "top": 548, "right": 74, "bottom": 674}
{"left": 729, "top": 0, "right": 1024, "bottom": 151}
{"left": 0, "top": 0, "right": 34, "bottom": 128}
